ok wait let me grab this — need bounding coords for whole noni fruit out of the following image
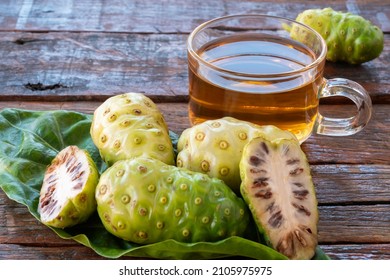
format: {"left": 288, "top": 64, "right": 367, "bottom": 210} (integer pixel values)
{"left": 90, "top": 92, "right": 175, "bottom": 166}
{"left": 176, "top": 117, "right": 298, "bottom": 193}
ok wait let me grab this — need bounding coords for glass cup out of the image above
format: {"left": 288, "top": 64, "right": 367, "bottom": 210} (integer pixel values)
{"left": 186, "top": 14, "right": 372, "bottom": 142}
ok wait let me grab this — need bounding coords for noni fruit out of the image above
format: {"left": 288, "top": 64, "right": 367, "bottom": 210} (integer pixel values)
{"left": 291, "top": 7, "right": 384, "bottom": 64}
{"left": 240, "top": 137, "right": 318, "bottom": 259}
{"left": 90, "top": 92, "right": 175, "bottom": 166}
{"left": 176, "top": 117, "right": 298, "bottom": 193}
{"left": 38, "top": 146, "right": 99, "bottom": 228}
{"left": 96, "top": 157, "right": 249, "bottom": 244}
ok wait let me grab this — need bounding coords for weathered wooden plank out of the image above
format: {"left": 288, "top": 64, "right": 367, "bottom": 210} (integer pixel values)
{"left": 321, "top": 244, "right": 390, "bottom": 260}
{"left": 0, "top": 244, "right": 107, "bottom": 260}
{"left": 0, "top": 101, "right": 388, "bottom": 164}
{"left": 0, "top": 32, "right": 189, "bottom": 101}
{"left": 1, "top": 0, "right": 388, "bottom": 33}
{"left": 0, "top": 243, "right": 389, "bottom": 260}
{"left": 312, "top": 164, "right": 390, "bottom": 204}
{"left": 1, "top": 195, "right": 389, "bottom": 255}
{"left": 318, "top": 205, "right": 390, "bottom": 243}
{"left": 0, "top": 243, "right": 387, "bottom": 260}
{"left": 0, "top": 32, "right": 388, "bottom": 102}
{"left": 301, "top": 104, "right": 390, "bottom": 165}
{"left": 0, "top": 0, "right": 388, "bottom": 262}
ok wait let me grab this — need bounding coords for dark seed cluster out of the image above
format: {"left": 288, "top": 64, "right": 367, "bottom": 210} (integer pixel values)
{"left": 38, "top": 146, "right": 98, "bottom": 228}
{"left": 241, "top": 138, "right": 318, "bottom": 259}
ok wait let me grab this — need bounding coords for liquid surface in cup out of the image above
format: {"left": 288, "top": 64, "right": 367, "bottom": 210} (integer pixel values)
{"left": 188, "top": 33, "right": 323, "bottom": 142}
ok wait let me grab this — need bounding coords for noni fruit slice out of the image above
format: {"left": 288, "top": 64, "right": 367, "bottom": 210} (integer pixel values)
{"left": 96, "top": 157, "right": 249, "bottom": 244}
{"left": 38, "top": 146, "right": 99, "bottom": 228}
{"left": 90, "top": 92, "right": 175, "bottom": 166}
{"left": 176, "top": 117, "right": 298, "bottom": 193}
{"left": 240, "top": 137, "right": 318, "bottom": 259}
{"left": 292, "top": 7, "right": 384, "bottom": 64}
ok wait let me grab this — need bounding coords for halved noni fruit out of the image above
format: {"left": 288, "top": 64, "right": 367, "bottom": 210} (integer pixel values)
{"left": 38, "top": 146, "right": 99, "bottom": 228}
{"left": 239, "top": 137, "right": 318, "bottom": 259}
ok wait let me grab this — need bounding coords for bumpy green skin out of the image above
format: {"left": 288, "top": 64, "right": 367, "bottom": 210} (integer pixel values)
{"left": 90, "top": 93, "right": 175, "bottom": 166}
{"left": 176, "top": 117, "right": 298, "bottom": 193}
{"left": 38, "top": 146, "right": 99, "bottom": 228}
{"left": 96, "top": 157, "right": 249, "bottom": 244}
{"left": 292, "top": 7, "right": 384, "bottom": 64}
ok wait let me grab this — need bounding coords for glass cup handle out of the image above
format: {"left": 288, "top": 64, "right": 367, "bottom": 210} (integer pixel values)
{"left": 316, "top": 78, "right": 373, "bottom": 136}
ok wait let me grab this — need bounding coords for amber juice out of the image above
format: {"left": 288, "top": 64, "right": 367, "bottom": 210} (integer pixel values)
{"left": 188, "top": 33, "right": 324, "bottom": 142}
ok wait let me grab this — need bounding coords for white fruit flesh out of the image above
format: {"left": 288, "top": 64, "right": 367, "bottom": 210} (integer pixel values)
{"left": 240, "top": 137, "right": 318, "bottom": 259}
{"left": 38, "top": 146, "right": 98, "bottom": 228}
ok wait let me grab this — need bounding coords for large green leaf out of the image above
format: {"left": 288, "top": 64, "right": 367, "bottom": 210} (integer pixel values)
{"left": 0, "top": 108, "right": 329, "bottom": 260}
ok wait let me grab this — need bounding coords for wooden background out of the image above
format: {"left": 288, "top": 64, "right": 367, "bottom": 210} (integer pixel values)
{"left": 0, "top": 0, "right": 389, "bottom": 260}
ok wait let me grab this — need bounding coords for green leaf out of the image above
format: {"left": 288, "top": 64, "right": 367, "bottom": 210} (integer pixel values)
{"left": 312, "top": 246, "right": 331, "bottom": 260}
{"left": 0, "top": 108, "right": 329, "bottom": 260}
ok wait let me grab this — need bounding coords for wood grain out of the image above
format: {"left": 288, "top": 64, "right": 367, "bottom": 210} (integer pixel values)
{"left": 0, "top": 243, "right": 389, "bottom": 260}
{"left": 0, "top": 32, "right": 189, "bottom": 101}
{"left": 321, "top": 244, "right": 390, "bottom": 260}
{"left": 313, "top": 165, "right": 390, "bottom": 204}
{"left": 0, "top": 31, "right": 388, "bottom": 102}
{"left": 1, "top": 191, "right": 389, "bottom": 259}
{"left": 1, "top": 0, "right": 388, "bottom": 33}
{"left": 0, "top": 244, "right": 108, "bottom": 260}
{"left": 318, "top": 205, "right": 390, "bottom": 243}
{"left": 0, "top": 101, "right": 388, "bottom": 164}
{"left": 0, "top": 0, "right": 388, "bottom": 261}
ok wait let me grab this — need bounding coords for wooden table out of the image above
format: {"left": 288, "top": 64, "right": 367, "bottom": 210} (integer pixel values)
{"left": 0, "top": 0, "right": 389, "bottom": 260}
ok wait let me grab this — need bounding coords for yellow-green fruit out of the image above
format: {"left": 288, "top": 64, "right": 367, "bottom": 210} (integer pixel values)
{"left": 292, "top": 7, "right": 384, "bottom": 64}
{"left": 176, "top": 117, "right": 298, "bottom": 193}
{"left": 38, "top": 146, "right": 99, "bottom": 228}
{"left": 90, "top": 92, "right": 175, "bottom": 166}
{"left": 96, "top": 157, "right": 249, "bottom": 244}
